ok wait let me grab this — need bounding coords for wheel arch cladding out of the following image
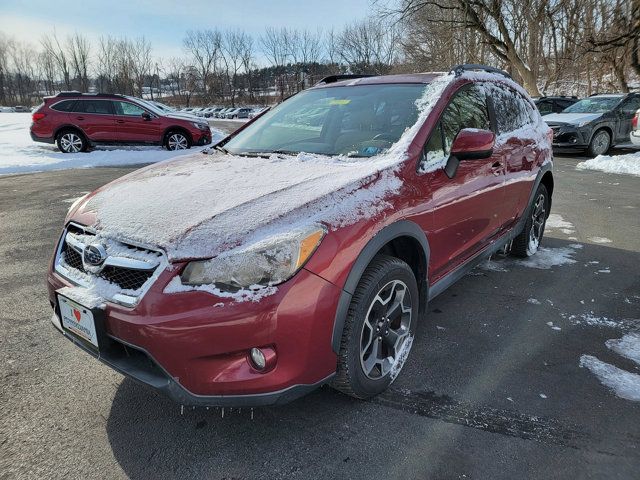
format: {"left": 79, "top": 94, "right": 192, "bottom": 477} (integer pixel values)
{"left": 590, "top": 124, "right": 613, "bottom": 144}
{"left": 540, "top": 171, "right": 554, "bottom": 213}
{"left": 331, "top": 220, "right": 430, "bottom": 353}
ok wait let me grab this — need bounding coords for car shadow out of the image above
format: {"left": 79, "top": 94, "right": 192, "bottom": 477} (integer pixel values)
{"left": 105, "top": 238, "right": 640, "bottom": 479}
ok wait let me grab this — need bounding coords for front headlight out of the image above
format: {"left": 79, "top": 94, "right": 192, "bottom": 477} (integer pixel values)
{"left": 181, "top": 225, "right": 326, "bottom": 290}
{"left": 192, "top": 122, "right": 209, "bottom": 130}
{"left": 576, "top": 120, "right": 592, "bottom": 127}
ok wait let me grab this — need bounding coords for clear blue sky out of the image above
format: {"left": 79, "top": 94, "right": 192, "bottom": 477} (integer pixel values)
{"left": 1, "top": 0, "right": 375, "bottom": 60}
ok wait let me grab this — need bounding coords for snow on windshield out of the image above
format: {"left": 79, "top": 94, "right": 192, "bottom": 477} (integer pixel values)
{"left": 563, "top": 97, "right": 622, "bottom": 114}
{"left": 86, "top": 74, "right": 455, "bottom": 264}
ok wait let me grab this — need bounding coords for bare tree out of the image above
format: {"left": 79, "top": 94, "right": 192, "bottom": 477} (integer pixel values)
{"left": 220, "top": 30, "right": 253, "bottom": 106}
{"left": 67, "top": 33, "right": 91, "bottom": 92}
{"left": 41, "top": 32, "right": 71, "bottom": 90}
{"left": 260, "top": 27, "right": 293, "bottom": 99}
{"left": 183, "top": 30, "right": 221, "bottom": 99}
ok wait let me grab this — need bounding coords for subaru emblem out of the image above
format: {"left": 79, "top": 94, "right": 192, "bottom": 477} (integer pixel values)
{"left": 83, "top": 244, "right": 107, "bottom": 267}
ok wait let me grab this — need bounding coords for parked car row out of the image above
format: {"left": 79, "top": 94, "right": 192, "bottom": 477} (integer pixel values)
{"left": 0, "top": 105, "right": 31, "bottom": 112}
{"left": 180, "top": 106, "right": 268, "bottom": 119}
{"left": 533, "top": 93, "right": 640, "bottom": 156}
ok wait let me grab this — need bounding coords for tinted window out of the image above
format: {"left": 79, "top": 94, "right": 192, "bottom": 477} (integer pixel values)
{"left": 536, "top": 101, "right": 553, "bottom": 115}
{"left": 420, "top": 84, "right": 490, "bottom": 172}
{"left": 51, "top": 100, "right": 76, "bottom": 112}
{"left": 75, "top": 100, "right": 113, "bottom": 114}
{"left": 489, "top": 85, "right": 535, "bottom": 133}
{"left": 114, "top": 101, "right": 146, "bottom": 116}
{"left": 620, "top": 97, "right": 640, "bottom": 116}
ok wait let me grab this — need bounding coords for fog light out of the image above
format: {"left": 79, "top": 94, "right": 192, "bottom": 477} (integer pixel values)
{"left": 250, "top": 348, "right": 266, "bottom": 370}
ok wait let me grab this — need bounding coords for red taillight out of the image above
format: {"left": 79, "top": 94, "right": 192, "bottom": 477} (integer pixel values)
{"left": 32, "top": 112, "right": 46, "bottom": 122}
{"left": 632, "top": 113, "right": 638, "bottom": 129}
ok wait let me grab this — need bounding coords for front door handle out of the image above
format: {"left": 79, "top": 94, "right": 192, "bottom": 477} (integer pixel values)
{"left": 116, "top": 119, "right": 125, "bottom": 124}
{"left": 76, "top": 116, "right": 84, "bottom": 120}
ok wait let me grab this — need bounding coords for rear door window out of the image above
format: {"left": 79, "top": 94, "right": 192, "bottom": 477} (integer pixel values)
{"left": 488, "top": 84, "right": 535, "bottom": 133}
{"left": 74, "top": 100, "right": 114, "bottom": 115}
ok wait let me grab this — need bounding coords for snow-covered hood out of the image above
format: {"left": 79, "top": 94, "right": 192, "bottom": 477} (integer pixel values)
{"left": 164, "top": 113, "right": 203, "bottom": 122}
{"left": 76, "top": 151, "right": 403, "bottom": 261}
{"left": 543, "top": 112, "right": 602, "bottom": 126}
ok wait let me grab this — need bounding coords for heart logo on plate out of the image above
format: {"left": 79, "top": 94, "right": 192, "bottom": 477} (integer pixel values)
{"left": 73, "top": 309, "right": 81, "bottom": 322}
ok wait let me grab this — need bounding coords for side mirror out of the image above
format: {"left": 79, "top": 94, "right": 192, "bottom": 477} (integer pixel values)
{"left": 451, "top": 128, "right": 495, "bottom": 160}
{"left": 445, "top": 128, "right": 496, "bottom": 178}
{"left": 142, "top": 112, "right": 152, "bottom": 121}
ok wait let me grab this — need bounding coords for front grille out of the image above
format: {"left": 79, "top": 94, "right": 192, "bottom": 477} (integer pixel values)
{"left": 100, "top": 265, "right": 153, "bottom": 291}
{"left": 62, "top": 243, "right": 153, "bottom": 290}
{"left": 56, "top": 223, "right": 163, "bottom": 302}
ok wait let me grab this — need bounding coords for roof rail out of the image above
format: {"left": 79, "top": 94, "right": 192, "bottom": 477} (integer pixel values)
{"left": 588, "top": 92, "right": 626, "bottom": 97}
{"left": 450, "top": 64, "right": 512, "bottom": 79}
{"left": 315, "top": 74, "right": 374, "bottom": 85}
{"left": 55, "top": 91, "right": 82, "bottom": 97}
{"left": 55, "top": 91, "right": 125, "bottom": 98}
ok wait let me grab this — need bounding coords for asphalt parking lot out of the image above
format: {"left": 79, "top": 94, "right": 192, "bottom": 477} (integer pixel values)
{"left": 1, "top": 139, "right": 639, "bottom": 479}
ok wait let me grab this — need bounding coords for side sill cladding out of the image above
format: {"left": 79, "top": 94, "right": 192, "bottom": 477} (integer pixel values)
{"left": 330, "top": 220, "right": 430, "bottom": 353}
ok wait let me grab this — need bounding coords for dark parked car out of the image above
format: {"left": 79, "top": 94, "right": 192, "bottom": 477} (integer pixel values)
{"left": 534, "top": 96, "right": 578, "bottom": 115}
{"left": 30, "top": 93, "right": 212, "bottom": 152}
{"left": 543, "top": 93, "right": 640, "bottom": 156}
{"left": 48, "top": 65, "right": 554, "bottom": 406}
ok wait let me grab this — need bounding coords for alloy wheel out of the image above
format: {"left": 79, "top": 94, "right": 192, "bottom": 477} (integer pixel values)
{"left": 60, "top": 133, "right": 83, "bottom": 153}
{"left": 167, "top": 133, "right": 188, "bottom": 150}
{"left": 528, "top": 193, "right": 546, "bottom": 254}
{"left": 592, "top": 131, "right": 610, "bottom": 156}
{"left": 360, "top": 280, "right": 412, "bottom": 379}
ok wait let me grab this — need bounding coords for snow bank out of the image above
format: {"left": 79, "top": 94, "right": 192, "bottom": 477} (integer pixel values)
{"left": 576, "top": 151, "right": 640, "bottom": 177}
{"left": 606, "top": 333, "right": 640, "bottom": 366}
{"left": 0, "top": 113, "right": 225, "bottom": 176}
{"left": 580, "top": 355, "right": 640, "bottom": 401}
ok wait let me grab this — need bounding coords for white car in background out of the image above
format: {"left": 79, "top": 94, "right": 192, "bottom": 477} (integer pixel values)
{"left": 631, "top": 109, "right": 640, "bottom": 146}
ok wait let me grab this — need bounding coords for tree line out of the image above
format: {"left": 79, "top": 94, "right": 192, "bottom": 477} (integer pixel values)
{"left": 0, "top": 0, "right": 637, "bottom": 106}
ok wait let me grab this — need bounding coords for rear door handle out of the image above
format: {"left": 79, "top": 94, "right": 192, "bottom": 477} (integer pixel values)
{"left": 116, "top": 119, "right": 125, "bottom": 124}
{"left": 76, "top": 116, "right": 84, "bottom": 120}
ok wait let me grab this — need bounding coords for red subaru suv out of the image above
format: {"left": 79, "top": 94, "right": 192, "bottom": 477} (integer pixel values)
{"left": 47, "top": 65, "right": 553, "bottom": 406}
{"left": 31, "top": 93, "right": 212, "bottom": 152}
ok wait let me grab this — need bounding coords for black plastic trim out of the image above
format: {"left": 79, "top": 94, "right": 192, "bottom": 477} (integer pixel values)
{"left": 331, "top": 220, "right": 430, "bottom": 353}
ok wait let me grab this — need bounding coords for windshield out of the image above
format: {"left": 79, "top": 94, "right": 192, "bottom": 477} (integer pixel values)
{"left": 128, "top": 97, "right": 165, "bottom": 116}
{"left": 562, "top": 97, "right": 622, "bottom": 114}
{"left": 223, "top": 84, "right": 428, "bottom": 157}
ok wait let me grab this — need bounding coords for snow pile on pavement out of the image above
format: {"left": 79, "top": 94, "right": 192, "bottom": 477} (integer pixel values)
{"left": 576, "top": 151, "right": 640, "bottom": 177}
{"left": 606, "top": 333, "right": 640, "bottom": 365}
{"left": 0, "top": 113, "right": 225, "bottom": 176}
{"left": 580, "top": 355, "right": 640, "bottom": 401}
{"left": 545, "top": 213, "right": 576, "bottom": 235}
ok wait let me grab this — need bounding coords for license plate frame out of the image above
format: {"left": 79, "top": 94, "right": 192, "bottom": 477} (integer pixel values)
{"left": 57, "top": 294, "right": 107, "bottom": 351}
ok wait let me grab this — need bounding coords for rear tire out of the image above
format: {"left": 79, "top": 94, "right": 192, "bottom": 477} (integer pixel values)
{"left": 586, "top": 129, "right": 610, "bottom": 157}
{"left": 331, "top": 255, "right": 419, "bottom": 399}
{"left": 56, "top": 129, "right": 87, "bottom": 153}
{"left": 511, "top": 184, "right": 549, "bottom": 258}
{"left": 164, "top": 130, "right": 191, "bottom": 151}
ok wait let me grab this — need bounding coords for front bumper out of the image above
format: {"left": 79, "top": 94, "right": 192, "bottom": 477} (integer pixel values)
{"left": 47, "top": 265, "right": 342, "bottom": 406}
{"left": 194, "top": 131, "right": 213, "bottom": 146}
{"left": 549, "top": 124, "right": 590, "bottom": 148}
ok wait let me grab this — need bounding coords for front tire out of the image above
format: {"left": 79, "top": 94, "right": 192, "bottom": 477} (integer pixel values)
{"left": 587, "top": 129, "right": 610, "bottom": 157}
{"left": 164, "top": 131, "right": 191, "bottom": 151}
{"left": 511, "top": 184, "right": 549, "bottom": 257}
{"left": 331, "top": 255, "right": 419, "bottom": 399}
{"left": 56, "top": 130, "right": 87, "bottom": 153}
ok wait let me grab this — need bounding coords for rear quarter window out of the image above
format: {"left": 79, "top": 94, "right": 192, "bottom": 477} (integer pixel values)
{"left": 51, "top": 100, "right": 76, "bottom": 112}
